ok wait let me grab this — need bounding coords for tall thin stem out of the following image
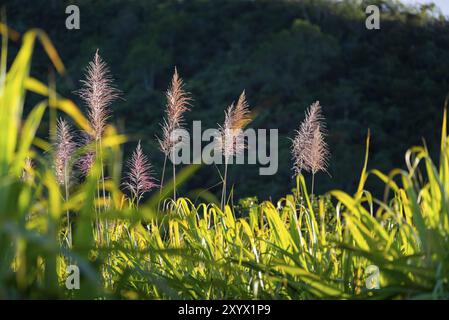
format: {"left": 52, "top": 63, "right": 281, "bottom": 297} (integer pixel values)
{"left": 221, "top": 161, "right": 228, "bottom": 211}
{"left": 64, "top": 163, "right": 71, "bottom": 248}
{"left": 99, "top": 138, "right": 107, "bottom": 206}
{"left": 311, "top": 172, "right": 315, "bottom": 199}
{"left": 99, "top": 137, "right": 109, "bottom": 245}
{"left": 94, "top": 140, "right": 102, "bottom": 244}
{"left": 172, "top": 153, "right": 176, "bottom": 202}
{"left": 160, "top": 155, "right": 167, "bottom": 195}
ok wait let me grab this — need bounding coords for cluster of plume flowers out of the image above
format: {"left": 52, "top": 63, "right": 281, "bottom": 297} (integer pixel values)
{"left": 291, "top": 101, "right": 329, "bottom": 194}
{"left": 45, "top": 48, "right": 330, "bottom": 218}
{"left": 51, "top": 50, "right": 158, "bottom": 212}
{"left": 155, "top": 69, "right": 254, "bottom": 208}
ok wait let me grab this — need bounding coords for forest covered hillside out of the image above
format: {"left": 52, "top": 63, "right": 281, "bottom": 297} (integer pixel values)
{"left": 3, "top": 0, "right": 449, "bottom": 201}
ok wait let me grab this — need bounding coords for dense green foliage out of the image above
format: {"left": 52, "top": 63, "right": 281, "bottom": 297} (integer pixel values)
{"left": 3, "top": 0, "right": 449, "bottom": 201}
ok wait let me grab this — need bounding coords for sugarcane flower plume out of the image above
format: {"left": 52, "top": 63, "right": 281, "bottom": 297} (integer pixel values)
{"left": 158, "top": 68, "right": 191, "bottom": 157}
{"left": 219, "top": 90, "right": 251, "bottom": 160}
{"left": 76, "top": 49, "right": 120, "bottom": 141}
{"left": 54, "top": 118, "right": 77, "bottom": 185}
{"left": 123, "top": 141, "right": 157, "bottom": 202}
{"left": 291, "top": 101, "right": 326, "bottom": 176}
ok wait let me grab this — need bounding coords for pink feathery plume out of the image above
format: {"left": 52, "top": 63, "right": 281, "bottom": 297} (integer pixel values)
{"left": 76, "top": 49, "right": 120, "bottom": 141}
{"left": 123, "top": 141, "right": 157, "bottom": 203}
{"left": 158, "top": 68, "right": 191, "bottom": 156}
{"left": 291, "top": 101, "right": 325, "bottom": 176}
{"left": 55, "top": 118, "right": 77, "bottom": 185}
{"left": 219, "top": 90, "right": 251, "bottom": 160}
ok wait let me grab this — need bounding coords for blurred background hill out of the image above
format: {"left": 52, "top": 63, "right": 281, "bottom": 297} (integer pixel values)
{"left": 3, "top": 0, "right": 449, "bottom": 201}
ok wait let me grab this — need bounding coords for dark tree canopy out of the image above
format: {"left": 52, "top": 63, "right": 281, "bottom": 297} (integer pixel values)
{"left": 4, "top": 0, "right": 449, "bottom": 201}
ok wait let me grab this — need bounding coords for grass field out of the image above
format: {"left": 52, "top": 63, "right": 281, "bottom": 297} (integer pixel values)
{"left": 0, "top": 25, "right": 448, "bottom": 300}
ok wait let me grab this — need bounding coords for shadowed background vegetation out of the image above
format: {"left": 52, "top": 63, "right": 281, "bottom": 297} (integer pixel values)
{"left": 3, "top": 0, "right": 449, "bottom": 201}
